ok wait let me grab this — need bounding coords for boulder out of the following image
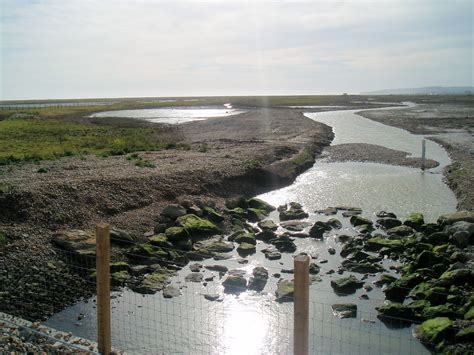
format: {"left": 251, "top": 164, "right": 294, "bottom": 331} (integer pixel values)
{"left": 161, "top": 204, "right": 187, "bottom": 219}
{"left": 376, "top": 303, "right": 414, "bottom": 322}
{"left": 246, "top": 208, "right": 267, "bottom": 222}
{"left": 189, "top": 263, "right": 202, "bottom": 272}
{"left": 422, "top": 304, "right": 459, "bottom": 319}
{"left": 365, "top": 236, "right": 403, "bottom": 252}
{"left": 132, "top": 268, "right": 172, "bottom": 294}
{"left": 52, "top": 230, "right": 96, "bottom": 256}
{"left": 275, "top": 279, "right": 294, "bottom": 302}
{"left": 176, "top": 214, "right": 221, "bottom": 238}
{"left": 127, "top": 243, "right": 187, "bottom": 266}
{"left": 258, "top": 220, "right": 278, "bottom": 232}
{"left": 204, "top": 293, "right": 223, "bottom": 302}
{"left": 404, "top": 213, "right": 425, "bottom": 230}
{"left": 204, "top": 264, "right": 228, "bottom": 273}
{"left": 234, "top": 232, "right": 256, "bottom": 245}
{"left": 409, "top": 283, "right": 448, "bottom": 304}
{"left": 237, "top": 242, "right": 256, "bottom": 255}
{"left": 185, "top": 273, "right": 203, "bottom": 283}
{"left": 438, "top": 211, "right": 474, "bottom": 225}
{"left": 309, "top": 263, "right": 320, "bottom": 275}
{"left": 387, "top": 225, "right": 414, "bottom": 237}
{"left": 110, "top": 261, "right": 130, "bottom": 273}
{"left": 331, "top": 304, "right": 357, "bottom": 318}
{"left": 415, "top": 250, "right": 445, "bottom": 269}
{"left": 426, "top": 232, "right": 449, "bottom": 245}
{"left": 247, "top": 198, "right": 275, "bottom": 213}
{"left": 376, "top": 211, "right": 397, "bottom": 219}
{"left": 165, "top": 227, "right": 190, "bottom": 243}
{"left": 279, "top": 202, "right": 309, "bottom": 221}
{"left": 327, "top": 218, "right": 343, "bottom": 229}
{"left": 255, "top": 230, "right": 277, "bottom": 241}
{"left": 341, "top": 259, "right": 384, "bottom": 274}
{"left": 222, "top": 274, "right": 247, "bottom": 293}
{"left": 248, "top": 266, "right": 269, "bottom": 291}
{"left": 374, "top": 274, "right": 397, "bottom": 287}
{"left": 451, "top": 231, "right": 470, "bottom": 248}
{"left": 330, "top": 275, "right": 364, "bottom": 294}
{"left": 413, "top": 317, "right": 454, "bottom": 344}
{"left": 271, "top": 235, "right": 297, "bottom": 253}
{"left": 262, "top": 247, "right": 282, "bottom": 260}
{"left": 309, "top": 221, "right": 332, "bottom": 239}
{"left": 350, "top": 215, "right": 373, "bottom": 227}
{"left": 437, "top": 268, "right": 472, "bottom": 287}
{"left": 456, "top": 326, "right": 474, "bottom": 343}
{"left": 110, "top": 229, "right": 134, "bottom": 246}
{"left": 149, "top": 234, "right": 174, "bottom": 248}
{"left": 376, "top": 218, "right": 402, "bottom": 229}
{"left": 384, "top": 273, "right": 422, "bottom": 302}
{"left": 280, "top": 220, "right": 311, "bottom": 232}
{"left": 203, "top": 207, "right": 224, "bottom": 223}
{"left": 111, "top": 270, "right": 131, "bottom": 285}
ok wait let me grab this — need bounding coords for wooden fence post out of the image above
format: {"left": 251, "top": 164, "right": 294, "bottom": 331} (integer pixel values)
{"left": 96, "top": 223, "right": 111, "bottom": 355}
{"left": 294, "top": 254, "right": 310, "bottom": 355}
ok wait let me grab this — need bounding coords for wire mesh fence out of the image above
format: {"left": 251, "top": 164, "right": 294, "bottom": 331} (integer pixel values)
{"left": 1, "top": 224, "right": 459, "bottom": 354}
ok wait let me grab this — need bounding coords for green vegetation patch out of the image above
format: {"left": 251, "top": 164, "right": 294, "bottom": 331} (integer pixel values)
{"left": 0, "top": 117, "right": 175, "bottom": 165}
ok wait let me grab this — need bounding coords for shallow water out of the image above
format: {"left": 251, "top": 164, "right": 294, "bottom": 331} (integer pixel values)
{"left": 90, "top": 106, "right": 246, "bottom": 124}
{"left": 44, "top": 104, "right": 456, "bottom": 354}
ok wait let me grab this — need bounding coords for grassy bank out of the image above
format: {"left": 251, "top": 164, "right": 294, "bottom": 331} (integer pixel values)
{"left": 0, "top": 117, "right": 185, "bottom": 165}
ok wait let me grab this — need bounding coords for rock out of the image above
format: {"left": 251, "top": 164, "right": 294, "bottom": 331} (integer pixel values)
{"left": 315, "top": 207, "right": 337, "bottom": 215}
{"left": 386, "top": 225, "right": 414, "bottom": 237}
{"left": 258, "top": 220, "right": 278, "bottom": 232}
{"left": 154, "top": 223, "right": 168, "bottom": 234}
{"left": 163, "top": 285, "right": 181, "bottom": 298}
{"left": 255, "top": 230, "right": 277, "bottom": 241}
{"left": 346, "top": 250, "right": 382, "bottom": 263}
{"left": 413, "top": 317, "right": 454, "bottom": 344}
{"left": 176, "top": 214, "right": 221, "bottom": 238}
{"left": 275, "top": 279, "right": 294, "bottom": 302}
{"left": 132, "top": 268, "right": 172, "bottom": 294}
{"left": 203, "top": 207, "right": 224, "bottom": 223}
{"left": 327, "top": 218, "right": 342, "bottom": 229}
{"left": 309, "top": 263, "right": 320, "bottom": 274}
{"left": 437, "top": 268, "right": 472, "bottom": 287}
{"left": 248, "top": 266, "right": 269, "bottom": 291}
{"left": 363, "top": 284, "right": 373, "bottom": 292}
{"left": 237, "top": 242, "right": 256, "bottom": 255}
{"left": 310, "top": 275, "right": 322, "bottom": 284}
{"left": 109, "top": 229, "right": 134, "bottom": 245}
{"left": 194, "top": 237, "right": 234, "bottom": 254}
{"left": 350, "top": 215, "right": 373, "bottom": 227}
{"left": 225, "top": 196, "right": 248, "bottom": 209}
{"left": 279, "top": 202, "right": 309, "bottom": 221}
{"left": 204, "top": 265, "right": 228, "bottom": 273}
{"left": 149, "top": 234, "right": 174, "bottom": 248}
{"left": 271, "top": 235, "right": 297, "bottom": 253}
{"left": 189, "top": 263, "right": 203, "bottom": 272}
{"left": 165, "top": 227, "right": 190, "bottom": 244}
{"left": 451, "top": 231, "right": 470, "bottom": 248}
{"left": 127, "top": 243, "right": 187, "bottom": 266}
{"left": 246, "top": 208, "right": 267, "bottom": 222}
{"left": 376, "top": 218, "right": 402, "bottom": 229}
{"left": 213, "top": 253, "right": 232, "bottom": 260}
{"left": 426, "top": 232, "right": 449, "bottom": 245}
{"left": 365, "top": 236, "right": 403, "bottom": 251}
{"left": 280, "top": 221, "right": 311, "bottom": 232}
{"left": 384, "top": 273, "right": 423, "bottom": 302}
{"left": 342, "top": 210, "right": 362, "bottom": 217}
{"left": 376, "top": 211, "right": 397, "bottom": 218}
{"left": 422, "top": 304, "right": 459, "bottom": 319}
{"left": 336, "top": 206, "right": 362, "bottom": 213}
{"left": 330, "top": 275, "right": 364, "bottom": 294}
{"left": 456, "top": 326, "right": 474, "bottom": 343}
{"left": 52, "top": 230, "right": 96, "bottom": 256}
{"left": 374, "top": 274, "right": 397, "bottom": 287}
{"left": 234, "top": 233, "right": 256, "bottom": 245}
{"left": 465, "top": 306, "right": 474, "bottom": 320}
{"left": 247, "top": 198, "right": 275, "bottom": 212}
{"left": 281, "top": 268, "right": 294, "bottom": 274}
{"left": 110, "top": 262, "right": 130, "bottom": 273}
{"left": 437, "top": 211, "right": 474, "bottom": 225}
{"left": 404, "top": 213, "right": 425, "bottom": 230}
{"left": 222, "top": 275, "right": 247, "bottom": 293}
{"left": 204, "top": 293, "right": 222, "bottom": 301}
{"left": 264, "top": 251, "right": 282, "bottom": 260}
{"left": 111, "top": 270, "right": 131, "bottom": 285}
{"left": 309, "top": 221, "right": 332, "bottom": 239}
{"left": 331, "top": 304, "right": 357, "bottom": 318}
{"left": 161, "top": 204, "right": 187, "bottom": 219}
{"left": 185, "top": 273, "right": 203, "bottom": 283}
{"left": 415, "top": 250, "right": 445, "bottom": 269}
{"left": 188, "top": 204, "right": 203, "bottom": 216}
{"left": 336, "top": 234, "right": 352, "bottom": 243}
{"left": 341, "top": 260, "right": 384, "bottom": 273}
{"left": 328, "top": 247, "right": 336, "bottom": 255}
{"left": 376, "top": 303, "right": 414, "bottom": 322}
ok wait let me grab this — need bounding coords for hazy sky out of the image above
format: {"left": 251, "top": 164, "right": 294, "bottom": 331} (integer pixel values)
{"left": 1, "top": 0, "right": 472, "bottom": 100}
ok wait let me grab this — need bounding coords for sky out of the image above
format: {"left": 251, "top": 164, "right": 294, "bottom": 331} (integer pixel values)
{"left": 0, "top": 0, "right": 472, "bottom": 100}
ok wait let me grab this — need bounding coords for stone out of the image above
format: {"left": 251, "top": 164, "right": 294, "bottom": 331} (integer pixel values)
{"left": 309, "top": 221, "right": 332, "bottom": 239}
{"left": 222, "top": 275, "right": 247, "bottom": 293}
{"left": 421, "top": 304, "right": 459, "bottom": 319}
{"left": 330, "top": 275, "right": 364, "bottom": 294}
{"left": 327, "top": 218, "right": 343, "bottom": 229}
{"left": 328, "top": 247, "right": 336, "bottom": 255}
{"left": 342, "top": 210, "right": 362, "bottom": 217}
{"left": 280, "top": 221, "right": 311, "bottom": 232}
{"left": 163, "top": 285, "right": 181, "bottom": 298}
{"left": 309, "top": 263, "right": 320, "bottom": 274}
{"left": 176, "top": 214, "right": 221, "bottom": 238}
{"left": 350, "top": 215, "right": 373, "bottom": 227}
{"left": 204, "top": 293, "right": 222, "bottom": 302}
{"left": 376, "top": 303, "right": 415, "bottom": 322}
{"left": 204, "top": 265, "right": 228, "bottom": 273}
{"left": 194, "top": 237, "right": 234, "bottom": 254}
{"left": 265, "top": 251, "right": 281, "bottom": 260}
{"left": 413, "top": 317, "right": 454, "bottom": 344}
{"left": 237, "top": 242, "right": 256, "bottom": 255}
{"left": 110, "top": 261, "right": 130, "bottom": 273}
{"left": 52, "top": 230, "right": 96, "bottom": 255}
{"left": 111, "top": 270, "right": 131, "bottom": 285}
{"left": 246, "top": 208, "right": 267, "bottom": 222}
{"left": 315, "top": 207, "right": 337, "bottom": 215}
{"left": 415, "top": 250, "right": 445, "bottom": 269}
{"left": 456, "top": 326, "right": 474, "bottom": 343}
{"left": 203, "top": 207, "right": 225, "bottom": 223}
{"left": 438, "top": 268, "right": 472, "bottom": 287}
{"left": 275, "top": 279, "right": 294, "bottom": 302}
{"left": 451, "top": 231, "right": 470, "bottom": 248}
{"left": 271, "top": 235, "right": 297, "bottom": 253}
{"left": 255, "top": 230, "right": 277, "bottom": 241}
{"left": 248, "top": 266, "right": 269, "bottom": 291}
{"left": 341, "top": 260, "right": 384, "bottom": 273}
{"left": 247, "top": 198, "right": 276, "bottom": 212}
{"left": 387, "top": 225, "right": 414, "bottom": 237}
{"left": 374, "top": 274, "right": 397, "bottom": 287}
{"left": 426, "top": 232, "right": 449, "bottom": 245}
{"left": 437, "top": 211, "right": 474, "bottom": 225}
{"left": 165, "top": 227, "right": 190, "bottom": 244}
{"left": 132, "top": 268, "right": 172, "bottom": 294}
{"left": 161, "top": 204, "right": 187, "bottom": 219}
{"left": 109, "top": 229, "right": 134, "bottom": 245}
{"left": 376, "top": 218, "right": 402, "bottom": 229}
{"left": 336, "top": 234, "right": 352, "bottom": 243}
{"left": 149, "top": 234, "right": 174, "bottom": 248}
{"left": 225, "top": 196, "right": 248, "bottom": 210}
{"left": 189, "top": 263, "right": 203, "bottom": 272}
{"left": 331, "top": 304, "right": 357, "bottom": 318}
{"left": 376, "top": 211, "right": 397, "bottom": 218}
{"left": 127, "top": 243, "right": 187, "bottom": 266}
{"left": 185, "top": 273, "right": 203, "bottom": 283}
{"left": 384, "top": 273, "right": 423, "bottom": 302}
{"left": 258, "top": 220, "right": 278, "bottom": 232}
{"left": 279, "top": 202, "right": 309, "bottom": 221}
{"left": 404, "top": 213, "right": 425, "bottom": 230}
{"left": 234, "top": 232, "right": 256, "bottom": 245}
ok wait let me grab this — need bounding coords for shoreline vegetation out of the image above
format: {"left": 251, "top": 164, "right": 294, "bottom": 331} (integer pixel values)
{"left": 0, "top": 94, "right": 472, "bottom": 352}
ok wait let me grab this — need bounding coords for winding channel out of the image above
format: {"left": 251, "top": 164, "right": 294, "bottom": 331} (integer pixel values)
{"left": 45, "top": 104, "right": 456, "bottom": 354}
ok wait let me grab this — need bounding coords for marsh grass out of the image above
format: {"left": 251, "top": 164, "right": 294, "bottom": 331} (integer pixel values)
{"left": 0, "top": 117, "right": 181, "bottom": 165}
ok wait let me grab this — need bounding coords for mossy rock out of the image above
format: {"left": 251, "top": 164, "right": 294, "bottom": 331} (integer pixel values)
{"left": 133, "top": 268, "right": 172, "bottom": 294}
{"left": 331, "top": 304, "right": 357, "bottom": 318}
{"left": 365, "top": 236, "right": 403, "bottom": 251}
{"left": 176, "top": 214, "right": 221, "bottom": 238}
{"left": 247, "top": 198, "right": 275, "bottom": 213}
{"left": 376, "top": 303, "right": 415, "bottom": 322}
{"left": 465, "top": 306, "right": 474, "bottom": 320}
{"left": 330, "top": 275, "right": 363, "bottom": 295}
{"left": 258, "top": 220, "right": 278, "bottom": 232}
{"left": 246, "top": 208, "right": 267, "bottom": 222}
{"left": 456, "top": 326, "right": 474, "bottom": 343}
{"left": 341, "top": 259, "right": 384, "bottom": 274}
{"left": 404, "top": 212, "right": 424, "bottom": 230}
{"left": 0, "top": 231, "right": 6, "bottom": 247}
{"left": 237, "top": 242, "right": 256, "bottom": 255}
{"left": 384, "top": 273, "right": 422, "bottom": 302}
{"left": 276, "top": 279, "right": 294, "bottom": 302}
{"left": 408, "top": 283, "right": 447, "bottom": 305}
{"left": 110, "top": 262, "right": 130, "bottom": 273}
{"left": 386, "top": 225, "right": 414, "bottom": 237}
{"left": 203, "top": 207, "right": 224, "bottom": 223}
{"left": 438, "top": 268, "right": 472, "bottom": 287}
{"left": 234, "top": 232, "right": 256, "bottom": 245}
{"left": 222, "top": 275, "right": 247, "bottom": 293}
{"left": 165, "top": 227, "right": 190, "bottom": 243}
{"left": 413, "top": 317, "right": 454, "bottom": 344}
{"left": 406, "top": 300, "right": 431, "bottom": 318}
{"left": 350, "top": 215, "right": 373, "bottom": 227}
{"left": 422, "top": 304, "right": 459, "bottom": 319}
{"left": 228, "top": 208, "right": 246, "bottom": 220}
{"left": 111, "top": 270, "right": 131, "bottom": 285}
{"left": 127, "top": 243, "right": 187, "bottom": 266}
{"left": 149, "top": 234, "right": 173, "bottom": 248}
